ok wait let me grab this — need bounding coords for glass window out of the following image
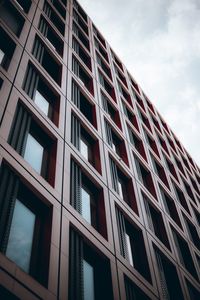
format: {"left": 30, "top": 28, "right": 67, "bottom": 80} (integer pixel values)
{"left": 83, "top": 259, "right": 95, "bottom": 300}
{"left": 34, "top": 90, "right": 49, "bottom": 116}
{"left": 24, "top": 133, "right": 44, "bottom": 174}
{"left": 125, "top": 232, "right": 133, "bottom": 266}
{"left": 80, "top": 137, "right": 89, "bottom": 161}
{"left": 118, "top": 178, "right": 124, "bottom": 199}
{"left": 81, "top": 187, "right": 91, "bottom": 224}
{"left": 0, "top": 49, "right": 5, "bottom": 65}
{"left": 6, "top": 199, "right": 35, "bottom": 272}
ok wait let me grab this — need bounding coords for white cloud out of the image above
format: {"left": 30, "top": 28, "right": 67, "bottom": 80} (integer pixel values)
{"left": 80, "top": 0, "right": 200, "bottom": 166}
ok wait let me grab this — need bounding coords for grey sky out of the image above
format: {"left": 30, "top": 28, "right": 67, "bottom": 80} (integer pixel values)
{"left": 80, "top": 0, "right": 200, "bottom": 166}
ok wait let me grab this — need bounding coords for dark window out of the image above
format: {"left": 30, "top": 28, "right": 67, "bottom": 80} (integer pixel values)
{"left": 73, "top": 37, "right": 91, "bottom": 70}
{"left": 73, "top": 0, "right": 88, "bottom": 22}
{"left": 124, "top": 276, "right": 150, "bottom": 300}
{"left": 95, "top": 38, "right": 108, "bottom": 62}
{"left": 93, "top": 25, "right": 106, "bottom": 48}
{"left": 144, "top": 130, "right": 160, "bottom": 158}
{"left": 72, "top": 56, "right": 94, "bottom": 95}
{"left": 163, "top": 154, "right": 179, "bottom": 182}
{"left": 0, "top": 77, "right": 3, "bottom": 89}
{"left": 38, "top": 16, "right": 64, "bottom": 57}
{"left": 0, "top": 27, "right": 16, "bottom": 71}
{"left": 118, "top": 82, "right": 131, "bottom": 105}
{"left": 73, "top": 9, "right": 88, "bottom": 35}
{"left": 23, "top": 63, "right": 60, "bottom": 126}
{"left": 0, "top": 165, "right": 52, "bottom": 286}
{"left": 154, "top": 247, "right": 184, "bottom": 299}
{"left": 151, "top": 115, "right": 162, "bottom": 132}
{"left": 111, "top": 51, "right": 123, "bottom": 71}
{"left": 182, "top": 178, "right": 196, "bottom": 204}
{"left": 99, "top": 70, "right": 116, "bottom": 101}
{"left": 134, "top": 156, "right": 157, "bottom": 199}
{"left": 43, "top": 1, "right": 65, "bottom": 35}
{"left": 193, "top": 206, "right": 200, "bottom": 226}
{"left": 68, "top": 229, "right": 113, "bottom": 300}
{"left": 73, "top": 22, "right": 90, "bottom": 50}
{"left": 133, "top": 89, "right": 146, "bottom": 112}
{"left": 129, "top": 76, "right": 140, "bottom": 95}
{"left": 151, "top": 155, "right": 170, "bottom": 189}
{"left": 160, "top": 187, "right": 182, "bottom": 229}
{"left": 109, "top": 158, "right": 138, "bottom": 214}
{"left": 115, "top": 65, "right": 127, "bottom": 87}
{"left": 0, "top": 1, "right": 25, "bottom": 37}
{"left": 157, "top": 133, "right": 170, "bottom": 155}
{"left": 116, "top": 208, "right": 151, "bottom": 282}
{"left": 71, "top": 80, "right": 97, "bottom": 128}
{"left": 138, "top": 109, "right": 152, "bottom": 132}
{"left": 172, "top": 227, "right": 198, "bottom": 280}
{"left": 184, "top": 215, "right": 200, "bottom": 249}
{"left": 173, "top": 182, "right": 190, "bottom": 214}
{"left": 101, "top": 92, "right": 121, "bottom": 129}
{"left": 128, "top": 127, "right": 147, "bottom": 161}
{"left": 144, "top": 95, "right": 156, "bottom": 115}
{"left": 0, "top": 285, "right": 20, "bottom": 300}
{"left": 71, "top": 114, "right": 101, "bottom": 173}
{"left": 123, "top": 103, "right": 139, "bottom": 131}
{"left": 96, "top": 52, "right": 112, "bottom": 79}
{"left": 51, "top": 0, "right": 66, "bottom": 19}
{"left": 8, "top": 103, "right": 56, "bottom": 186}
{"left": 186, "top": 280, "right": 200, "bottom": 300}
{"left": 70, "top": 160, "right": 107, "bottom": 238}
{"left": 14, "top": 0, "right": 32, "bottom": 13}
{"left": 32, "top": 36, "right": 62, "bottom": 85}
{"left": 143, "top": 195, "right": 171, "bottom": 249}
{"left": 105, "top": 121, "right": 128, "bottom": 165}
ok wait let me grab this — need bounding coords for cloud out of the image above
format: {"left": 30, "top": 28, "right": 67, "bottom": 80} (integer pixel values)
{"left": 80, "top": 0, "right": 200, "bottom": 166}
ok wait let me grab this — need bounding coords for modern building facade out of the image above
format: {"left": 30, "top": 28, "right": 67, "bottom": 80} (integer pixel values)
{"left": 0, "top": 0, "right": 200, "bottom": 299}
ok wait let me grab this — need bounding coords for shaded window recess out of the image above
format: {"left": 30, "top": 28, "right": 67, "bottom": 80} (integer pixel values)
{"left": 128, "top": 127, "right": 147, "bottom": 161}
{"left": 135, "top": 156, "right": 157, "bottom": 199}
{"left": 73, "top": 0, "right": 88, "bottom": 22}
{"left": 0, "top": 1, "right": 25, "bottom": 37}
{"left": 144, "top": 94, "right": 156, "bottom": 115}
{"left": 173, "top": 134, "right": 184, "bottom": 153}
{"left": 118, "top": 81, "right": 131, "bottom": 105}
{"left": 72, "top": 37, "right": 91, "bottom": 70}
{"left": 157, "top": 133, "right": 170, "bottom": 155}
{"left": 99, "top": 70, "right": 116, "bottom": 101}
{"left": 71, "top": 80, "right": 97, "bottom": 128}
{"left": 143, "top": 194, "right": 171, "bottom": 250}
{"left": 129, "top": 75, "right": 140, "bottom": 95}
{"left": 154, "top": 246, "right": 184, "bottom": 300}
{"left": 184, "top": 215, "right": 200, "bottom": 249}
{"left": 32, "top": 36, "right": 62, "bottom": 86}
{"left": 151, "top": 155, "right": 170, "bottom": 189}
{"left": 110, "top": 158, "right": 138, "bottom": 214}
{"left": 124, "top": 276, "right": 151, "bottom": 300}
{"left": 190, "top": 176, "right": 199, "bottom": 195}
{"left": 96, "top": 52, "right": 112, "bottom": 79}
{"left": 188, "top": 154, "right": 196, "bottom": 171}
{"left": 138, "top": 109, "right": 152, "bottom": 132}
{"left": 70, "top": 161, "right": 106, "bottom": 238}
{"left": 172, "top": 227, "right": 198, "bottom": 280}
{"left": 116, "top": 208, "right": 151, "bottom": 282}
{"left": 182, "top": 177, "right": 196, "bottom": 204}
{"left": 71, "top": 115, "right": 101, "bottom": 173}
{"left": 193, "top": 206, "right": 200, "bottom": 227}
{"left": 151, "top": 114, "right": 162, "bottom": 133}
{"left": 174, "top": 156, "right": 186, "bottom": 177}
{"left": 144, "top": 130, "right": 160, "bottom": 158}
{"left": 0, "top": 285, "right": 20, "bottom": 300}
{"left": 114, "top": 65, "right": 127, "bottom": 87}
{"left": 50, "top": 0, "right": 66, "bottom": 19}
{"left": 111, "top": 51, "right": 123, "bottom": 71}
{"left": 72, "top": 22, "right": 90, "bottom": 51}
{"left": 105, "top": 120, "right": 128, "bottom": 165}
{"left": 0, "top": 165, "right": 52, "bottom": 287}
{"left": 160, "top": 186, "right": 182, "bottom": 229}
{"left": 173, "top": 182, "right": 190, "bottom": 215}
{"left": 133, "top": 89, "right": 146, "bottom": 111}
{"left": 101, "top": 92, "right": 121, "bottom": 129}
{"left": 8, "top": 103, "right": 57, "bottom": 186}
{"left": 13, "top": 0, "right": 32, "bottom": 13}
{"left": 122, "top": 102, "right": 139, "bottom": 131}
{"left": 68, "top": 228, "right": 113, "bottom": 300}
{"left": 73, "top": 9, "right": 88, "bottom": 35}
{"left": 93, "top": 25, "right": 106, "bottom": 48}
{"left": 43, "top": 1, "right": 65, "bottom": 36}
{"left": 167, "top": 135, "right": 177, "bottom": 154}
{"left": 94, "top": 38, "right": 108, "bottom": 62}
{"left": 72, "top": 56, "right": 94, "bottom": 95}
{"left": 0, "top": 27, "right": 16, "bottom": 71}
{"left": 186, "top": 280, "right": 200, "bottom": 300}
{"left": 163, "top": 153, "right": 179, "bottom": 182}
{"left": 38, "top": 16, "right": 64, "bottom": 57}
{"left": 23, "top": 63, "right": 60, "bottom": 126}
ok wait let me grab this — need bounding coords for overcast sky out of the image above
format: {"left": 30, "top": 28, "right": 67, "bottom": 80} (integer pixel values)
{"left": 80, "top": 0, "right": 200, "bottom": 166}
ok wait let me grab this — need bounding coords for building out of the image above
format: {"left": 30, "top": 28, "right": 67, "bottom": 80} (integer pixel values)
{"left": 0, "top": 0, "right": 200, "bottom": 299}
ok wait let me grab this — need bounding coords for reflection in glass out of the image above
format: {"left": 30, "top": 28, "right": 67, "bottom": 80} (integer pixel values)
{"left": 6, "top": 200, "right": 35, "bottom": 272}
{"left": 83, "top": 259, "right": 95, "bottom": 300}
{"left": 81, "top": 187, "right": 91, "bottom": 224}
{"left": 24, "top": 133, "right": 44, "bottom": 174}
{"left": 0, "top": 49, "right": 5, "bottom": 64}
{"left": 34, "top": 90, "right": 49, "bottom": 116}
{"left": 80, "top": 138, "right": 89, "bottom": 160}
{"left": 125, "top": 232, "right": 133, "bottom": 266}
